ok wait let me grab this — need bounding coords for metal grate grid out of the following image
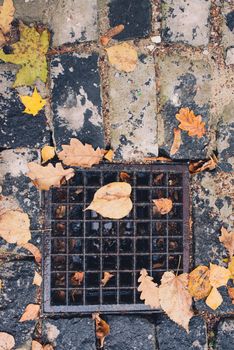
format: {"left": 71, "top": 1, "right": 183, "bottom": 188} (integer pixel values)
{"left": 43, "top": 164, "right": 189, "bottom": 313}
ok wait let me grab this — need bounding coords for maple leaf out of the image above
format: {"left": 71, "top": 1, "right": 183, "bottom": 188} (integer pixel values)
{"left": 58, "top": 138, "right": 105, "bottom": 168}
{"left": 137, "top": 269, "right": 160, "bottom": 308}
{"left": 206, "top": 287, "right": 223, "bottom": 310}
{"left": 188, "top": 265, "right": 212, "bottom": 300}
{"left": 176, "top": 108, "right": 206, "bottom": 138}
{"left": 33, "top": 271, "right": 42, "bottom": 286}
{"left": 100, "top": 24, "right": 124, "bottom": 46}
{"left": 92, "top": 313, "right": 110, "bottom": 348}
{"left": 209, "top": 263, "right": 231, "bottom": 288}
{"left": 101, "top": 272, "right": 114, "bottom": 287}
{"left": 159, "top": 271, "right": 193, "bottom": 332}
{"left": 0, "top": 0, "right": 15, "bottom": 45}
{"left": 41, "top": 145, "right": 56, "bottom": 164}
{"left": 27, "top": 162, "right": 75, "bottom": 190}
{"left": 153, "top": 198, "right": 173, "bottom": 215}
{"left": 20, "top": 87, "right": 46, "bottom": 116}
{"left": 0, "top": 22, "right": 49, "bottom": 87}
{"left": 189, "top": 155, "right": 218, "bottom": 174}
{"left": 106, "top": 42, "right": 138, "bottom": 72}
{"left": 85, "top": 182, "right": 132, "bottom": 219}
{"left": 170, "top": 128, "right": 182, "bottom": 156}
{"left": 22, "top": 242, "right": 42, "bottom": 264}
{"left": 19, "top": 304, "right": 40, "bottom": 322}
{"left": 0, "top": 210, "right": 31, "bottom": 245}
{"left": 219, "top": 226, "right": 234, "bottom": 259}
{"left": 0, "top": 332, "right": 15, "bottom": 350}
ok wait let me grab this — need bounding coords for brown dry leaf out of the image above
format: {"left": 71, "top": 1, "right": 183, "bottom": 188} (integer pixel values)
{"left": 19, "top": 304, "right": 40, "bottom": 322}
{"left": 104, "top": 149, "right": 114, "bottom": 162}
{"left": 101, "top": 272, "right": 114, "bottom": 287}
{"left": 159, "top": 271, "right": 193, "bottom": 332}
{"left": 228, "top": 287, "right": 234, "bottom": 304}
{"left": 153, "top": 198, "right": 173, "bottom": 215}
{"left": 189, "top": 155, "right": 218, "bottom": 174}
{"left": 205, "top": 287, "right": 223, "bottom": 310}
{"left": 209, "top": 263, "right": 231, "bottom": 288}
{"left": 170, "top": 128, "right": 182, "bottom": 156}
{"left": 176, "top": 107, "right": 206, "bottom": 138}
{"left": 119, "top": 172, "right": 131, "bottom": 182}
{"left": 100, "top": 24, "right": 124, "bottom": 46}
{"left": 41, "top": 146, "right": 55, "bottom": 164}
{"left": 0, "top": 0, "right": 15, "bottom": 47}
{"left": 85, "top": 182, "right": 132, "bottom": 219}
{"left": 0, "top": 332, "right": 15, "bottom": 350}
{"left": 55, "top": 205, "right": 66, "bottom": 219}
{"left": 0, "top": 210, "right": 31, "bottom": 245}
{"left": 58, "top": 138, "right": 105, "bottom": 168}
{"left": 33, "top": 271, "right": 42, "bottom": 286}
{"left": 106, "top": 42, "right": 138, "bottom": 72}
{"left": 219, "top": 226, "right": 234, "bottom": 259}
{"left": 143, "top": 157, "right": 172, "bottom": 162}
{"left": 92, "top": 313, "right": 110, "bottom": 348}
{"left": 22, "top": 243, "right": 42, "bottom": 264}
{"left": 228, "top": 257, "right": 234, "bottom": 279}
{"left": 188, "top": 265, "right": 212, "bottom": 300}
{"left": 71, "top": 272, "right": 84, "bottom": 286}
{"left": 27, "top": 162, "right": 74, "bottom": 190}
{"left": 137, "top": 269, "right": 160, "bottom": 308}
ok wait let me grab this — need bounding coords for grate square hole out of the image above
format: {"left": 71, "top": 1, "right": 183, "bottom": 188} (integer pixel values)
{"left": 69, "top": 187, "right": 84, "bottom": 203}
{"left": 68, "top": 238, "right": 83, "bottom": 254}
{"left": 86, "top": 222, "right": 100, "bottom": 236}
{"left": 103, "top": 172, "right": 118, "bottom": 184}
{"left": 136, "top": 205, "right": 150, "bottom": 219}
{"left": 169, "top": 237, "right": 183, "bottom": 253}
{"left": 103, "top": 289, "right": 117, "bottom": 304}
{"left": 69, "top": 289, "right": 83, "bottom": 305}
{"left": 51, "top": 255, "right": 67, "bottom": 271}
{"left": 168, "top": 204, "right": 183, "bottom": 220}
{"left": 119, "top": 272, "right": 133, "bottom": 287}
{"left": 119, "top": 255, "right": 134, "bottom": 270}
{"left": 102, "top": 222, "right": 117, "bottom": 236}
{"left": 51, "top": 272, "right": 66, "bottom": 288}
{"left": 136, "top": 238, "right": 150, "bottom": 253}
{"left": 168, "top": 173, "right": 183, "bottom": 186}
{"left": 51, "top": 290, "right": 66, "bottom": 305}
{"left": 86, "top": 256, "right": 100, "bottom": 270}
{"left": 86, "top": 238, "right": 100, "bottom": 254}
{"left": 120, "top": 289, "right": 134, "bottom": 304}
{"left": 103, "top": 256, "right": 117, "bottom": 270}
{"left": 85, "top": 172, "right": 101, "bottom": 186}
{"left": 52, "top": 188, "right": 67, "bottom": 203}
{"left": 85, "top": 210, "right": 100, "bottom": 220}
{"left": 136, "top": 189, "right": 150, "bottom": 202}
{"left": 168, "top": 221, "right": 183, "bottom": 236}
{"left": 69, "top": 255, "right": 83, "bottom": 271}
{"left": 69, "top": 205, "right": 83, "bottom": 219}
{"left": 103, "top": 238, "right": 117, "bottom": 253}
{"left": 69, "top": 272, "right": 84, "bottom": 287}
{"left": 52, "top": 222, "right": 67, "bottom": 237}
{"left": 152, "top": 173, "right": 166, "bottom": 186}
{"left": 52, "top": 205, "right": 67, "bottom": 220}
{"left": 136, "top": 172, "right": 150, "bottom": 186}
{"left": 86, "top": 272, "right": 100, "bottom": 288}
{"left": 69, "top": 173, "right": 84, "bottom": 186}
{"left": 136, "top": 222, "right": 150, "bottom": 236}
{"left": 85, "top": 289, "right": 100, "bottom": 305}
{"left": 152, "top": 254, "right": 167, "bottom": 270}
{"left": 136, "top": 255, "right": 150, "bottom": 270}
{"left": 51, "top": 238, "right": 66, "bottom": 254}
{"left": 69, "top": 222, "right": 83, "bottom": 237}
{"left": 152, "top": 221, "right": 167, "bottom": 236}
{"left": 119, "top": 238, "right": 133, "bottom": 253}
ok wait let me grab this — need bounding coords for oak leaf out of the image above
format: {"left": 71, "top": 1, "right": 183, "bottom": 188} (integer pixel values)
{"left": 137, "top": 269, "right": 160, "bottom": 308}
{"left": 19, "top": 304, "right": 40, "bottom": 322}
{"left": 188, "top": 265, "right": 212, "bottom": 300}
{"left": 0, "top": 210, "right": 31, "bottom": 245}
{"left": 58, "top": 138, "right": 105, "bottom": 168}
{"left": 100, "top": 24, "right": 124, "bottom": 46}
{"left": 20, "top": 87, "right": 46, "bottom": 116}
{"left": 205, "top": 287, "right": 223, "bottom": 310}
{"left": 22, "top": 243, "right": 42, "bottom": 264}
{"left": 153, "top": 198, "right": 173, "bottom": 215}
{"left": 101, "top": 272, "right": 114, "bottom": 287}
{"left": 41, "top": 146, "right": 56, "bottom": 164}
{"left": 92, "top": 313, "right": 110, "bottom": 348}
{"left": 106, "top": 42, "right": 138, "bottom": 72}
{"left": 209, "top": 263, "right": 230, "bottom": 288}
{"left": 176, "top": 108, "right": 206, "bottom": 138}
{"left": 85, "top": 182, "right": 132, "bottom": 219}
{"left": 0, "top": 22, "right": 49, "bottom": 87}
{"left": 219, "top": 226, "right": 234, "bottom": 259}
{"left": 0, "top": 0, "right": 15, "bottom": 46}
{"left": 33, "top": 271, "right": 42, "bottom": 286}
{"left": 159, "top": 271, "right": 193, "bottom": 332}
{"left": 27, "top": 162, "right": 74, "bottom": 190}
{"left": 0, "top": 332, "right": 15, "bottom": 350}
{"left": 189, "top": 155, "right": 218, "bottom": 174}
{"left": 228, "top": 257, "right": 234, "bottom": 279}
{"left": 170, "top": 128, "right": 182, "bottom": 156}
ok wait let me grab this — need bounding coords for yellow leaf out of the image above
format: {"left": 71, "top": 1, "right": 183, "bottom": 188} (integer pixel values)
{"left": 0, "top": 0, "right": 15, "bottom": 35}
{"left": 209, "top": 263, "right": 231, "bottom": 288}
{"left": 106, "top": 42, "right": 138, "bottom": 72}
{"left": 137, "top": 269, "right": 160, "bottom": 309}
{"left": 20, "top": 87, "right": 46, "bottom": 116}
{"left": 219, "top": 226, "right": 234, "bottom": 259}
{"left": 101, "top": 272, "right": 114, "bottom": 287}
{"left": 0, "top": 22, "right": 49, "bottom": 87}
{"left": 0, "top": 210, "right": 31, "bottom": 245}
{"left": 104, "top": 149, "right": 114, "bottom": 162}
{"left": 228, "top": 257, "right": 234, "bottom": 279}
{"left": 205, "top": 287, "right": 223, "bottom": 310}
{"left": 188, "top": 265, "right": 212, "bottom": 300}
{"left": 19, "top": 304, "right": 40, "bottom": 322}
{"left": 41, "top": 145, "right": 56, "bottom": 163}
{"left": 33, "top": 271, "right": 42, "bottom": 286}
{"left": 92, "top": 313, "right": 110, "bottom": 348}
{"left": 170, "top": 128, "right": 182, "bottom": 156}
{"left": 85, "top": 182, "right": 132, "bottom": 219}
{"left": 176, "top": 107, "right": 206, "bottom": 138}
{"left": 152, "top": 198, "right": 173, "bottom": 215}
{"left": 0, "top": 332, "right": 15, "bottom": 350}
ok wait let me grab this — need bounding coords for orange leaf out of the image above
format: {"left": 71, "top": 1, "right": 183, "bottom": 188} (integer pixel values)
{"left": 153, "top": 198, "right": 173, "bottom": 215}
{"left": 22, "top": 243, "right": 42, "bottom": 264}
{"left": 188, "top": 265, "right": 211, "bottom": 300}
{"left": 100, "top": 24, "right": 124, "bottom": 46}
{"left": 228, "top": 287, "right": 234, "bottom": 304}
{"left": 104, "top": 149, "right": 114, "bottom": 162}
{"left": 176, "top": 107, "right": 206, "bottom": 138}
{"left": 33, "top": 271, "right": 42, "bottom": 286}
{"left": 137, "top": 269, "right": 160, "bottom": 308}
{"left": 0, "top": 332, "right": 15, "bottom": 350}
{"left": 92, "top": 313, "right": 110, "bottom": 348}
{"left": 71, "top": 271, "right": 84, "bottom": 286}
{"left": 205, "top": 287, "right": 223, "bottom": 310}
{"left": 101, "top": 272, "right": 114, "bottom": 287}
{"left": 219, "top": 226, "right": 234, "bottom": 259}
{"left": 170, "top": 128, "right": 182, "bottom": 156}
{"left": 189, "top": 155, "right": 217, "bottom": 174}
{"left": 119, "top": 172, "right": 131, "bottom": 182}
{"left": 19, "top": 304, "right": 40, "bottom": 322}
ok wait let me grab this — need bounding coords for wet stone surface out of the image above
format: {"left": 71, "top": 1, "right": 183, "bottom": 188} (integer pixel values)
{"left": 50, "top": 53, "right": 104, "bottom": 151}
{"left": 216, "top": 318, "right": 234, "bottom": 350}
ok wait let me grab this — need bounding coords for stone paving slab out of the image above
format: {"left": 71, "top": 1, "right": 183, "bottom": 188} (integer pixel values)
{"left": 221, "top": 2, "right": 234, "bottom": 65}
{"left": 50, "top": 53, "right": 104, "bottom": 151}
{"left": 216, "top": 318, "right": 234, "bottom": 350}
{"left": 161, "top": 0, "right": 211, "bottom": 47}
{"left": 109, "top": 55, "right": 158, "bottom": 160}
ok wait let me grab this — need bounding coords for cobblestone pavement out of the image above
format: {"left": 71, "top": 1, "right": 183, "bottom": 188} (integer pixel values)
{"left": 0, "top": 0, "right": 233, "bottom": 349}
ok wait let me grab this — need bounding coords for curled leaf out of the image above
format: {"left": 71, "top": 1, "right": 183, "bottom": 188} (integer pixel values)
{"left": 41, "top": 146, "right": 56, "bottom": 164}
{"left": 209, "top": 263, "right": 231, "bottom": 288}
{"left": 19, "top": 304, "right": 40, "bottom": 322}
{"left": 101, "top": 272, "right": 114, "bottom": 287}
{"left": 106, "top": 42, "right": 138, "bottom": 72}
{"left": 176, "top": 107, "right": 206, "bottom": 138}
{"left": 137, "top": 269, "right": 160, "bottom": 309}
{"left": 188, "top": 265, "right": 212, "bottom": 300}
{"left": 100, "top": 24, "right": 124, "bottom": 46}
{"left": 143, "top": 157, "right": 172, "bottom": 162}
{"left": 153, "top": 198, "right": 173, "bottom": 215}
{"left": 92, "top": 313, "right": 110, "bottom": 348}
{"left": 71, "top": 272, "right": 84, "bottom": 286}
{"left": 22, "top": 243, "right": 42, "bottom": 264}
{"left": 0, "top": 332, "right": 15, "bottom": 350}
{"left": 205, "top": 287, "right": 223, "bottom": 310}
{"left": 219, "top": 226, "right": 234, "bottom": 259}
{"left": 119, "top": 172, "right": 131, "bottom": 182}
{"left": 0, "top": 210, "right": 31, "bottom": 245}
{"left": 20, "top": 87, "right": 46, "bottom": 116}
{"left": 170, "top": 128, "right": 182, "bottom": 156}
{"left": 189, "top": 155, "right": 218, "bottom": 174}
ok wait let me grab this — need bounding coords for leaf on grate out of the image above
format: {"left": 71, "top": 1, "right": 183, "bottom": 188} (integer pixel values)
{"left": 159, "top": 271, "right": 193, "bottom": 332}
{"left": 209, "top": 263, "right": 231, "bottom": 288}
{"left": 58, "top": 138, "right": 105, "bottom": 168}
{"left": 189, "top": 155, "right": 218, "bottom": 174}
{"left": 228, "top": 257, "right": 234, "bottom": 279}
{"left": 20, "top": 87, "right": 46, "bottom": 116}
{"left": 19, "top": 304, "right": 40, "bottom": 322}
{"left": 0, "top": 332, "right": 15, "bottom": 350}
{"left": 0, "top": 0, "right": 15, "bottom": 46}
{"left": 106, "top": 42, "right": 138, "bottom": 72}
{"left": 219, "top": 226, "right": 234, "bottom": 259}
{"left": 41, "top": 145, "right": 56, "bottom": 164}
{"left": 33, "top": 271, "right": 42, "bottom": 286}
{"left": 27, "top": 162, "right": 75, "bottom": 190}
{"left": 101, "top": 272, "right": 114, "bottom": 287}
{"left": 22, "top": 243, "right": 42, "bottom": 264}
{"left": 153, "top": 198, "right": 173, "bottom": 215}
{"left": 170, "top": 128, "right": 182, "bottom": 156}
{"left": 92, "top": 313, "right": 110, "bottom": 348}
{"left": 137, "top": 269, "right": 160, "bottom": 308}
{"left": 0, "top": 210, "right": 31, "bottom": 245}
{"left": 104, "top": 149, "right": 114, "bottom": 162}
{"left": 55, "top": 205, "right": 66, "bottom": 219}
{"left": 188, "top": 266, "right": 212, "bottom": 300}
{"left": 100, "top": 24, "right": 124, "bottom": 46}
{"left": 71, "top": 272, "right": 84, "bottom": 286}
{"left": 205, "top": 287, "right": 223, "bottom": 310}
{"left": 176, "top": 108, "right": 206, "bottom": 138}
{"left": 119, "top": 172, "right": 131, "bottom": 182}
{"left": 228, "top": 287, "right": 234, "bottom": 304}
{"left": 85, "top": 182, "right": 132, "bottom": 219}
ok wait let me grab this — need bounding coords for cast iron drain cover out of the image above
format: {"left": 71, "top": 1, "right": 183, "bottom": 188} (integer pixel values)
{"left": 43, "top": 164, "right": 189, "bottom": 313}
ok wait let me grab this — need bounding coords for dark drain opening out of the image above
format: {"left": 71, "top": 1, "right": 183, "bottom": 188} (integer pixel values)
{"left": 43, "top": 164, "right": 189, "bottom": 313}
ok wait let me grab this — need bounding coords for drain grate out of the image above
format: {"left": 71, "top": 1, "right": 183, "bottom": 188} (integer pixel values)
{"left": 43, "top": 164, "right": 190, "bottom": 313}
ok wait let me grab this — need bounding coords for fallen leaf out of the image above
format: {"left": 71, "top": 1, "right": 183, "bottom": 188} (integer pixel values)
{"left": 0, "top": 22, "right": 49, "bottom": 87}
{"left": 176, "top": 107, "right": 206, "bottom": 138}
{"left": 27, "top": 162, "right": 74, "bottom": 190}
{"left": 71, "top": 272, "right": 84, "bottom": 286}
{"left": 0, "top": 0, "right": 15, "bottom": 44}
{"left": 19, "top": 304, "right": 40, "bottom": 322}
{"left": 209, "top": 263, "right": 231, "bottom": 288}
{"left": 189, "top": 155, "right": 218, "bottom": 174}
{"left": 32, "top": 340, "right": 43, "bottom": 350}
{"left": 170, "top": 128, "right": 182, "bottom": 156}
{"left": 137, "top": 269, "right": 160, "bottom": 308}
{"left": 101, "top": 272, "right": 114, "bottom": 287}
{"left": 85, "top": 182, "right": 132, "bottom": 219}
{"left": 205, "top": 287, "right": 223, "bottom": 310}
{"left": 119, "top": 172, "right": 131, "bottom": 182}
{"left": 159, "top": 271, "right": 193, "bottom": 332}
{"left": 153, "top": 198, "right": 173, "bottom": 215}
{"left": 188, "top": 265, "right": 212, "bottom": 300}
{"left": 58, "top": 138, "right": 105, "bottom": 168}
{"left": 41, "top": 146, "right": 56, "bottom": 164}
{"left": 228, "top": 287, "right": 234, "bottom": 304}
{"left": 228, "top": 257, "right": 234, "bottom": 278}
{"left": 0, "top": 332, "right": 15, "bottom": 350}
{"left": 55, "top": 205, "right": 66, "bottom": 219}
{"left": 100, "top": 24, "right": 124, "bottom": 46}
{"left": 92, "top": 313, "right": 110, "bottom": 348}
{"left": 143, "top": 157, "right": 172, "bottom": 162}
{"left": 219, "top": 226, "right": 234, "bottom": 259}
{"left": 0, "top": 210, "right": 31, "bottom": 245}
{"left": 33, "top": 271, "right": 42, "bottom": 286}
{"left": 104, "top": 149, "right": 114, "bottom": 162}
{"left": 22, "top": 243, "right": 42, "bottom": 264}
{"left": 20, "top": 87, "right": 46, "bottom": 116}
{"left": 0, "top": 279, "right": 2, "bottom": 290}
{"left": 106, "top": 42, "right": 138, "bottom": 72}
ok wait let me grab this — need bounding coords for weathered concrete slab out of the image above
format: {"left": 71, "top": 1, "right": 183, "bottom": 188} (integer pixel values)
{"left": 109, "top": 55, "right": 158, "bottom": 160}
{"left": 50, "top": 53, "right": 104, "bottom": 150}
{"left": 216, "top": 319, "right": 234, "bottom": 350}
{"left": 161, "top": 0, "right": 211, "bottom": 46}
{"left": 221, "top": 3, "right": 234, "bottom": 51}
